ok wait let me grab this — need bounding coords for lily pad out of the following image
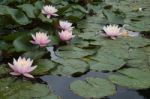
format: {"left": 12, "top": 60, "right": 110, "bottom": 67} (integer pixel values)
{"left": 23, "top": 50, "right": 46, "bottom": 60}
{"left": 125, "top": 37, "right": 150, "bottom": 48}
{"left": 70, "top": 77, "right": 116, "bottom": 98}
{"left": 56, "top": 47, "right": 95, "bottom": 59}
{"left": 0, "top": 77, "right": 54, "bottom": 99}
{"left": 52, "top": 58, "right": 89, "bottom": 76}
{"left": 13, "top": 34, "right": 36, "bottom": 52}
{"left": 90, "top": 53, "right": 125, "bottom": 71}
{"left": 127, "top": 49, "right": 150, "bottom": 71}
{"left": 109, "top": 68, "right": 150, "bottom": 89}
{"left": 32, "top": 59, "right": 56, "bottom": 75}
{"left": 0, "top": 64, "right": 10, "bottom": 76}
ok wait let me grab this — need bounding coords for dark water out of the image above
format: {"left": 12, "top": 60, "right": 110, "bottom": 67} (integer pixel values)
{"left": 41, "top": 71, "right": 150, "bottom": 99}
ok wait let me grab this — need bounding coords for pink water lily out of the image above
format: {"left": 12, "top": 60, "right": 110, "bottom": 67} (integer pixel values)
{"left": 30, "top": 32, "right": 50, "bottom": 47}
{"left": 59, "top": 30, "right": 75, "bottom": 41}
{"left": 8, "top": 57, "right": 37, "bottom": 78}
{"left": 103, "top": 25, "right": 121, "bottom": 39}
{"left": 59, "top": 20, "right": 73, "bottom": 31}
{"left": 42, "top": 5, "right": 58, "bottom": 18}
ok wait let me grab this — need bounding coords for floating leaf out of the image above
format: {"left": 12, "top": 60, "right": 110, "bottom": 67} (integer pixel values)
{"left": 90, "top": 52, "right": 125, "bottom": 71}
{"left": 125, "top": 37, "right": 150, "bottom": 48}
{"left": 103, "top": 10, "right": 125, "bottom": 24}
{"left": 18, "top": 4, "right": 37, "bottom": 18}
{"left": 0, "top": 5, "right": 30, "bottom": 25}
{"left": 56, "top": 47, "right": 95, "bottom": 59}
{"left": 33, "top": 59, "right": 56, "bottom": 75}
{"left": 70, "top": 77, "right": 116, "bottom": 98}
{"left": 0, "top": 64, "right": 10, "bottom": 76}
{"left": 23, "top": 50, "right": 46, "bottom": 60}
{"left": 13, "top": 34, "right": 36, "bottom": 52}
{"left": 0, "top": 77, "right": 54, "bottom": 99}
{"left": 52, "top": 58, "right": 89, "bottom": 76}
{"left": 109, "top": 68, "right": 150, "bottom": 89}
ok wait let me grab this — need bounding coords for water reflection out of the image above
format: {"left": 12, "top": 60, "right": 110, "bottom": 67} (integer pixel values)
{"left": 41, "top": 71, "right": 149, "bottom": 99}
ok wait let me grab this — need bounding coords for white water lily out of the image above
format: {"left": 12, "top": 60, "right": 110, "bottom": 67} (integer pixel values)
{"left": 30, "top": 32, "right": 51, "bottom": 47}
{"left": 103, "top": 25, "right": 121, "bottom": 39}
{"left": 8, "top": 57, "right": 37, "bottom": 78}
{"left": 59, "top": 30, "right": 75, "bottom": 41}
{"left": 59, "top": 20, "right": 73, "bottom": 31}
{"left": 42, "top": 5, "right": 58, "bottom": 18}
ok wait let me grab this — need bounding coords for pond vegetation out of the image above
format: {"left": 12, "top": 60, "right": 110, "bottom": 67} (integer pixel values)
{"left": 0, "top": 0, "right": 150, "bottom": 99}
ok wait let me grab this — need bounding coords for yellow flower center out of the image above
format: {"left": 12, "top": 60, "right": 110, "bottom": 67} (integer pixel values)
{"left": 19, "top": 60, "right": 28, "bottom": 67}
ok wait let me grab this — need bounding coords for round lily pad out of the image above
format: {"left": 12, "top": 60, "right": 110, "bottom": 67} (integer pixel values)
{"left": 109, "top": 68, "right": 150, "bottom": 89}
{"left": 0, "top": 77, "right": 55, "bottom": 99}
{"left": 70, "top": 77, "right": 116, "bottom": 98}
{"left": 52, "top": 58, "right": 89, "bottom": 76}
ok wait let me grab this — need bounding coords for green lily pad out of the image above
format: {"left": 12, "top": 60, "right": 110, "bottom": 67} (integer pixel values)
{"left": 32, "top": 59, "right": 56, "bottom": 75}
{"left": 52, "top": 58, "right": 89, "bottom": 76}
{"left": 103, "top": 9, "right": 125, "bottom": 24}
{"left": 23, "top": 50, "right": 46, "bottom": 60}
{"left": 13, "top": 34, "right": 36, "bottom": 52}
{"left": 109, "top": 68, "right": 150, "bottom": 89}
{"left": 90, "top": 52, "right": 125, "bottom": 71}
{"left": 0, "top": 5, "right": 30, "bottom": 25}
{"left": 17, "top": 4, "right": 37, "bottom": 18}
{"left": 78, "top": 32, "right": 100, "bottom": 40}
{"left": 127, "top": 49, "right": 150, "bottom": 71}
{"left": 125, "top": 37, "right": 150, "bottom": 48}
{"left": 0, "top": 64, "right": 10, "bottom": 76}
{"left": 70, "top": 77, "right": 116, "bottom": 98}
{"left": 0, "top": 77, "right": 55, "bottom": 99}
{"left": 56, "top": 47, "right": 95, "bottom": 59}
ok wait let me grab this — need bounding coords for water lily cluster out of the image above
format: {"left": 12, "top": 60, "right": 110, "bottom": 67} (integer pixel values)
{"left": 7, "top": 5, "right": 139, "bottom": 79}
{"left": 59, "top": 21, "right": 75, "bottom": 41}
{"left": 8, "top": 5, "right": 75, "bottom": 78}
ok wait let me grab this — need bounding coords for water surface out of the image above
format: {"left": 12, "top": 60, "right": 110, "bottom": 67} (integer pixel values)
{"left": 41, "top": 71, "right": 150, "bottom": 99}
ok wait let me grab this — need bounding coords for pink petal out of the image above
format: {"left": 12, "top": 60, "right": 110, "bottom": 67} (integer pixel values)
{"left": 23, "top": 73, "right": 34, "bottom": 78}
{"left": 111, "top": 36, "right": 116, "bottom": 40}
{"left": 28, "top": 66, "right": 37, "bottom": 72}
{"left": 30, "top": 40, "right": 37, "bottom": 44}
{"left": 39, "top": 44, "right": 46, "bottom": 47}
{"left": 10, "top": 72, "right": 21, "bottom": 76}
{"left": 47, "top": 15, "right": 51, "bottom": 18}
{"left": 52, "top": 13, "right": 58, "bottom": 16}
{"left": 8, "top": 63, "right": 16, "bottom": 71}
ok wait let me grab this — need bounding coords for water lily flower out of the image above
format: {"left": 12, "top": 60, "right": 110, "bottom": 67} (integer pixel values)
{"left": 42, "top": 5, "right": 58, "bottom": 18}
{"left": 103, "top": 25, "right": 121, "bottom": 39}
{"left": 59, "top": 20, "right": 73, "bottom": 31}
{"left": 8, "top": 57, "right": 37, "bottom": 78}
{"left": 59, "top": 30, "right": 75, "bottom": 41}
{"left": 30, "top": 32, "right": 50, "bottom": 47}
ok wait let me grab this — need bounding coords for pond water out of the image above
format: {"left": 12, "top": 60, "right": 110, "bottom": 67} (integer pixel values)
{"left": 41, "top": 71, "right": 150, "bottom": 99}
